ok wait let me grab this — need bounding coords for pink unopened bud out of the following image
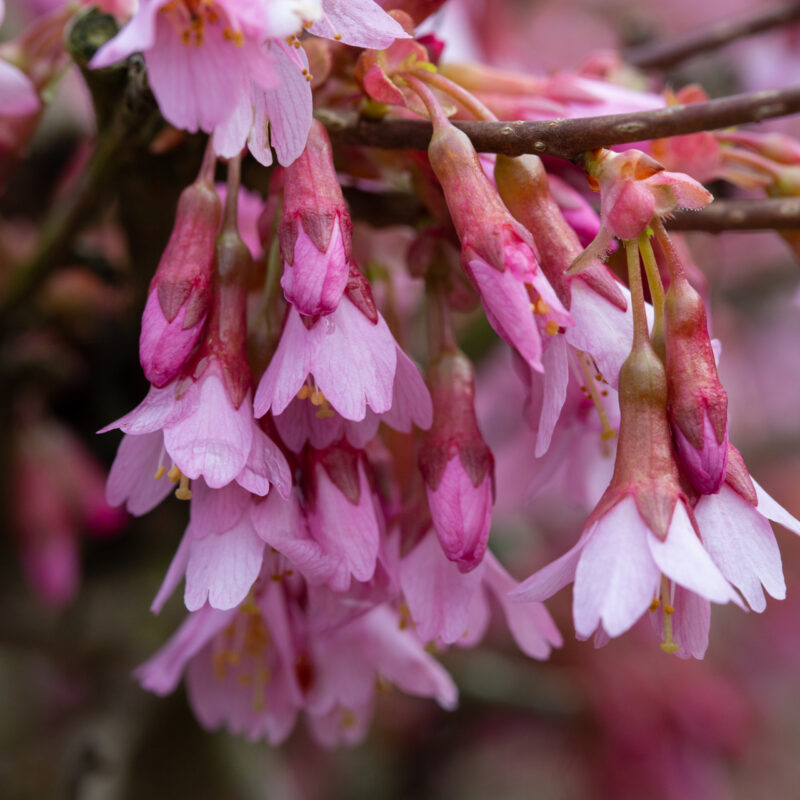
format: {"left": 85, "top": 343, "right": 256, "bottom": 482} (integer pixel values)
{"left": 427, "top": 120, "right": 570, "bottom": 369}
{"left": 609, "top": 335, "right": 682, "bottom": 540}
{"left": 664, "top": 273, "right": 728, "bottom": 494}
{"left": 140, "top": 175, "right": 221, "bottom": 387}
{"left": 279, "top": 121, "right": 351, "bottom": 317}
{"left": 419, "top": 349, "right": 494, "bottom": 572}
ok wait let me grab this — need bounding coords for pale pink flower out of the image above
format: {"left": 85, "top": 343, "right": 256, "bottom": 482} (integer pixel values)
{"left": 399, "top": 530, "right": 561, "bottom": 659}
{"left": 512, "top": 495, "right": 741, "bottom": 644}
{"left": 151, "top": 481, "right": 267, "bottom": 612}
{"left": 694, "top": 452, "right": 800, "bottom": 614}
{"left": 138, "top": 560, "right": 455, "bottom": 746}
{"left": 252, "top": 444, "right": 381, "bottom": 592}
{"left": 103, "top": 364, "right": 291, "bottom": 502}
{"left": 0, "top": 1, "right": 39, "bottom": 116}
{"left": 255, "top": 268, "right": 418, "bottom": 422}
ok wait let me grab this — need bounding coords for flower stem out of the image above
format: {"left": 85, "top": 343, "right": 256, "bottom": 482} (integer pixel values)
{"left": 638, "top": 232, "right": 665, "bottom": 347}
{"left": 412, "top": 70, "right": 498, "bottom": 122}
{"left": 625, "top": 240, "right": 649, "bottom": 348}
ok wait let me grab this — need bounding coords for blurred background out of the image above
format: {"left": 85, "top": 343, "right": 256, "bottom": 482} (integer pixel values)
{"left": 2, "top": 1, "right": 800, "bottom": 798}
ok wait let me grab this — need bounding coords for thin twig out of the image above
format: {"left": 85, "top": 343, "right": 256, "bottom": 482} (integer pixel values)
{"left": 624, "top": 2, "right": 800, "bottom": 70}
{"left": 317, "top": 85, "right": 800, "bottom": 159}
{"left": 666, "top": 198, "right": 800, "bottom": 231}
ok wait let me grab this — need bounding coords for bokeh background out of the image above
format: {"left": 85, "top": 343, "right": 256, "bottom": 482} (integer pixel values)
{"left": 2, "top": 1, "right": 800, "bottom": 798}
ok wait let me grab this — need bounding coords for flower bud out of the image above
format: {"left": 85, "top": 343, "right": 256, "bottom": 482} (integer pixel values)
{"left": 279, "top": 120, "right": 351, "bottom": 317}
{"left": 418, "top": 349, "right": 494, "bottom": 572}
{"left": 427, "top": 120, "right": 570, "bottom": 370}
{"left": 663, "top": 273, "right": 728, "bottom": 494}
{"left": 140, "top": 176, "right": 221, "bottom": 387}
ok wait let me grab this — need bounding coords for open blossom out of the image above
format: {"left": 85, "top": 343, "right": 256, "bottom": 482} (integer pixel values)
{"left": 398, "top": 530, "right": 561, "bottom": 659}
{"left": 513, "top": 266, "right": 741, "bottom": 656}
{"left": 137, "top": 559, "right": 456, "bottom": 746}
{"left": 91, "top": 0, "right": 406, "bottom": 164}
{"left": 255, "top": 264, "right": 431, "bottom": 426}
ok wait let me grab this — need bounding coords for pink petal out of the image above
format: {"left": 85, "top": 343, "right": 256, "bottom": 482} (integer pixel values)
{"left": 184, "top": 515, "right": 265, "bottom": 611}
{"left": 510, "top": 530, "right": 589, "bottom": 602}
{"left": 427, "top": 457, "right": 493, "bottom": 572}
{"left": 236, "top": 425, "right": 292, "bottom": 498}
{"left": 361, "top": 606, "right": 458, "bottom": 710}
{"left": 309, "top": 299, "right": 397, "bottom": 421}
{"left": 106, "top": 431, "right": 173, "bottom": 515}
{"left": 573, "top": 496, "right": 661, "bottom": 638}
{"left": 0, "top": 60, "right": 39, "bottom": 116}
{"left": 187, "top": 480, "right": 250, "bottom": 539}
{"left": 467, "top": 256, "right": 543, "bottom": 371}
{"left": 485, "top": 553, "right": 562, "bottom": 659}
{"left": 312, "top": 0, "right": 409, "bottom": 48}
{"left": 534, "top": 333, "right": 569, "bottom": 457}
{"left": 380, "top": 346, "right": 434, "bottom": 433}
{"left": 672, "top": 587, "right": 711, "bottom": 659}
{"left": 306, "top": 460, "right": 381, "bottom": 590}
{"left": 139, "top": 291, "right": 206, "bottom": 388}
{"left": 151, "top": 526, "right": 192, "bottom": 613}
{"left": 399, "top": 531, "right": 485, "bottom": 645}
{"left": 647, "top": 499, "right": 743, "bottom": 607}
{"left": 695, "top": 485, "right": 785, "bottom": 611}
{"left": 647, "top": 170, "right": 713, "bottom": 213}
{"left": 89, "top": 0, "right": 165, "bottom": 68}
{"left": 564, "top": 279, "right": 634, "bottom": 389}
{"left": 163, "top": 375, "right": 253, "bottom": 488}
{"left": 136, "top": 604, "right": 235, "bottom": 695}
{"left": 280, "top": 219, "right": 349, "bottom": 317}
{"left": 99, "top": 384, "right": 190, "bottom": 435}
{"left": 256, "top": 43, "right": 312, "bottom": 167}
{"left": 273, "top": 396, "right": 345, "bottom": 452}
{"left": 754, "top": 478, "right": 800, "bottom": 535}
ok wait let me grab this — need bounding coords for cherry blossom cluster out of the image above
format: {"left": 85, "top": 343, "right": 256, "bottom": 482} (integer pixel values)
{"left": 4, "top": 0, "right": 800, "bottom": 748}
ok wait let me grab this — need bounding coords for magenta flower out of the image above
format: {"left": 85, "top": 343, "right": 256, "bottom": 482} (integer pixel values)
{"left": 419, "top": 348, "right": 494, "bottom": 573}
{"left": 139, "top": 163, "right": 221, "bottom": 387}
{"left": 278, "top": 120, "right": 352, "bottom": 316}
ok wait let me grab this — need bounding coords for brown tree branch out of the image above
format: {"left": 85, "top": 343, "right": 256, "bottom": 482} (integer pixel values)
{"left": 318, "top": 85, "right": 800, "bottom": 159}
{"left": 666, "top": 198, "right": 800, "bottom": 231}
{"left": 624, "top": 2, "right": 800, "bottom": 71}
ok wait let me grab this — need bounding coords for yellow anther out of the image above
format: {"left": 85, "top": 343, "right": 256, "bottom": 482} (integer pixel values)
{"left": 545, "top": 320, "right": 559, "bottom": 336}
{"left": 223, "top": 27, "right": 244, "bottom": 46}
{"left": 310, "top": 388, "right": 326, "bottom": 406}
{"left": 167, "top": 464, "right": 182, "bottom": 483}
{"left": 297, "top": 384, "right": 311, "bottom": 400}
{"left": 315, "top": 405, "right": 335, "bottom": 419}
{"left": 175, "top": 474, "right": 192, "bottom": 500}
{"left": 334, "top": 33, "right": 342, "bottom": 40}
{"left": 181, "top": 29, "right": 191, "bottom": 45}
{"left": 649, "top": 597, "right": 660, "bottom": 612}
{"left": 154, "top": 464, "right": 167, "bottom": 480}
{"left": 341, "top": 709, "right": 358, "bottom": 730}
{"left": 600, "top": 429, "right": 617, "bottom": 441}
{"left": 293, "top": 40, "right": 301, "bottom": 48}
{"left": 375, "top": 676, "right": 393, "bottom": 695}
{"left": 663, "top": 604, "right": 674, "bottom": 615}
{"left": 305, "top": 74, "right": 313, "bottom": 82}
{"left": 533, "top": 296, "right": 551, "bottom": 315}
{"left": 424, "top": 641, "right": 439, "bottom": 654}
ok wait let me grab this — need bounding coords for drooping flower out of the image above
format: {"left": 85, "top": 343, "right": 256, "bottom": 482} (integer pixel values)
{"left": 137, "top": 558, "right": 456, "bottom": 746}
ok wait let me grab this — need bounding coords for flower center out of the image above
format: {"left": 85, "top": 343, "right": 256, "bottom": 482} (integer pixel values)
{"left": 575, "top": 350, "right": 617, "bottom": 442}
{"left": 297, "top": 379, "right": 335, "bottom": 418}
{"left": 650, "top": 574, "right": 680, "bottom": 654}
{"left": 153, "top": 446, "right": 192, "bottom": 500}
